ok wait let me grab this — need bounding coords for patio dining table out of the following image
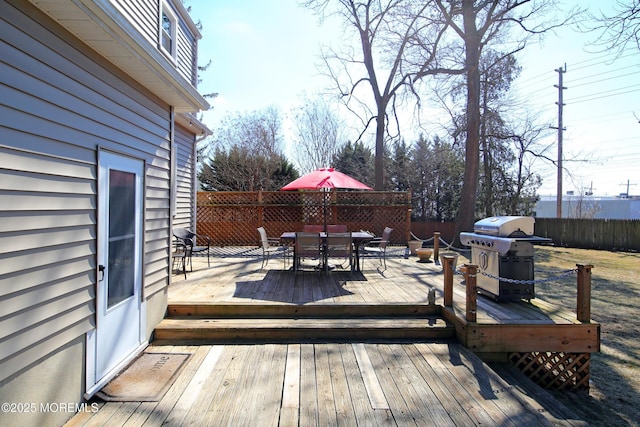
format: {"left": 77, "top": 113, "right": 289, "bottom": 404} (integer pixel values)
{"left": 280, "top": 231, "right": 374, "bottom": 272}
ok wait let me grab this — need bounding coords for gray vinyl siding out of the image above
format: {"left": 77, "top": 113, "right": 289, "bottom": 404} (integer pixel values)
{"left": 112, "top": 0, "right": 198, "bottom": 86}
{"left": 0, "top": 1, "right": 173, "bottom": 383}
{"left": 173, "top": 125, "right": 196, "bottom": 229}
{"left": 113, "top": 0, "right": 158, "bottom": 45}
{"left": 177, "top": 21, "right": 198, "bottom": 86}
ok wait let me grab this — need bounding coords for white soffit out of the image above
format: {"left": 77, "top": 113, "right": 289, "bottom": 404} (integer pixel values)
{"left": 30, "top": 0, "right": 209, "bottom": 113}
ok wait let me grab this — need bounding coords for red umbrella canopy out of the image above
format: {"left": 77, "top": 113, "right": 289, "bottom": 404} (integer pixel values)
{"left": 281, "top": 168, "right": 373, "bottom": 191}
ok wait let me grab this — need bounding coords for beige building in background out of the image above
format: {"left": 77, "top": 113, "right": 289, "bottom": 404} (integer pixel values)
{"left": 0, "top": 1, "right": 209, "bottom": 425}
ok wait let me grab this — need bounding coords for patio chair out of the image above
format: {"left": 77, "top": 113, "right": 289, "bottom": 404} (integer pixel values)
{"left": 171, "top": 240, "right": 187, "bottom": 279}
{"left": 257, "top": 227, "right": 289, "bottom": 269}
{"left": 325, "top": 232, "right": 353, "bottom": 270}
{"left": 362, "top": 227, "right": 393, "bottom": 270}
{"left": 295, "top": 232, "right": 322, "bottom": 271}
{"left": 326, "top": 224, "right": 348, "bottom": 233}
{"left": 303, "top": 225, "right": 325, "bottom": 233}
{"left": 173, "top": 227, "right": 211, "bottom": 271}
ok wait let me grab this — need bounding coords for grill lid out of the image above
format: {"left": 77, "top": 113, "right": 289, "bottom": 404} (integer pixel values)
{"left": 473, "top": 216, "right": 534, "bottom": 237}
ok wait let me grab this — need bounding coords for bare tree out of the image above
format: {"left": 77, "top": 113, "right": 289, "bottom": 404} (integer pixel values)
{"left": 293, "top": 96, "right": 343, "bottom": 173}
{"left": 302, "top": 0, "right": 450, "bottom": 190}
{"left": 585, "top": 0, "right": 640, "bottom": 56}
{"left": 199, "top": 106, "right": 298, "bottom": 191}
{"left": 433, "top": 0, "right": 578, "bottom": 241}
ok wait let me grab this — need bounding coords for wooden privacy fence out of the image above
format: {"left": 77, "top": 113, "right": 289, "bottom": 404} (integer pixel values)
{"left": 410, "top": 222, "right": 456, "bottom": 244}
{"left": 196, "top": 190, "right": 411, "bottom": 246}
{"left": 535, "top": 218, "right": 640, "bottom": 251}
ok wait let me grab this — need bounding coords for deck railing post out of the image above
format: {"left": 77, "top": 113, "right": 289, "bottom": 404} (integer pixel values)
{"left": 331, "top": 188, "right": 337, "bottom": 224}
{"left": 406, "top": 191, "right": 412, "bottom": 244}
{"left": 442, "top": 254, "right": 455, "bottom": 307}
{"left": 433, "top": 232, "right": 440, "bottom": 263}
{"left": 257, "top": 190, "right": 264, "bottom": 228}
{"left": 465, "top": 264, "right": 477, "bottom": 322}
{"left": 576, "top": 263, "right": 593, "bottom": 322}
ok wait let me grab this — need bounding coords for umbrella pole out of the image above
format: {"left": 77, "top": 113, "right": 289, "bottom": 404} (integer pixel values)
{"left": 323, "top": 189, "right": 328, "bottom": 233}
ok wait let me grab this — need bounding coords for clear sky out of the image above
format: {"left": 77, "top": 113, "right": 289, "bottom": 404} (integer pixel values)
{"left": 189, "top": 0, "right": 639, "bottom": 197}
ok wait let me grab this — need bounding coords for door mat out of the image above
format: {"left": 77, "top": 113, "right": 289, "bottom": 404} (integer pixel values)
{"left": 96, "top": 352, "right": 191, "bottom": 402}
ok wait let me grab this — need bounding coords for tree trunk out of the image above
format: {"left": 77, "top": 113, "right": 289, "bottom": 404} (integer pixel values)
{"left": 481, "top": 88, "right": 492, "bottom": 217}
{"left": 454, "top": 0, "right": 481, "bottom": 243}
{"left": 374, "top": 110, "right": 385, "bottom": 190}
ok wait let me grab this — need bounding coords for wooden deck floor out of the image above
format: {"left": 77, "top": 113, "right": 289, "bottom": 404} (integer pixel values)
{"left": 69, "top": 341, "right": 586, "bottom": 426}
{"left": 66, "top": 248, "right": 590, "bottom": 426}
{"left": 167, "top": 247, "right": 585, "bottom": 328}
{"left": 169, "top": 247, "right": 441, "bottom": 306}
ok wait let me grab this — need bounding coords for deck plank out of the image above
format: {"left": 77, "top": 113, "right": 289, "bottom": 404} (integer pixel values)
{"left": 239, "top": 344, "right": 284, "bottom": 427}
{"left": 421, "top": 342, "right": 554, "bottom": 426}
{"left": 314, "top": 344, "right": 338, "bottom": 426}
{"left": 381, "top": 343, "right": 456, "bottom": 426}
{"left": 327, "top": 343, "right": 359, "bottom": 426}
{"left": 299, "top": 344, "right": 319, "bottom": 426}
{"left": 182, "top": 345, "right": 238, "bottom": 425}
{"left": 403, "top": 343, "right": 477, "bottom": 427}
{"left": 343, "top": 344, "right": 390, "bottom": 426}
{"left": 352, "top": 343, "right": 389, "bottom": 411}
{"left": 279, "top": 344, "right": 301, "bottom": 427}
{"left": 414, "top": 342, "right": 501, "bottom": 426}
{"left": 378, "top": 343, "right": 455, "bottom": 426}
{"left": 203, "top": 345, "right": 254, "bottom": 426}
{"left": 160, "top": 345, "right": 223, "bottom": 426}
{"left": 365, "top": 344, "right": 419, "bottom": 426}
{"left": 81, "top": 401, "right": 131, "bottom": 426}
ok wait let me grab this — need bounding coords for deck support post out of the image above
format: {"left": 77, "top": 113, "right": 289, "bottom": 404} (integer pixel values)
{"left": 433, "top": 232, "right": 440, "bottom": 263}
{"left": 465, "top": 264, "right": 477, "bottom": 322}
{"left": 576, "top": 264, "right": 593, "bottom": 322}
{"left": 258, "top": 190, "right": 264, "bottom": 227}
{"left": 442, "top": 254, "right": 456, "bottom": 307}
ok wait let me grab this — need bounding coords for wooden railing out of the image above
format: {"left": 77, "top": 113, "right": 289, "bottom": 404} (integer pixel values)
{"left": 441, "top": 258, "right": 593, "bottom": 324}
{"left": 441, "top": 255, "right": 596, "bottom": 391}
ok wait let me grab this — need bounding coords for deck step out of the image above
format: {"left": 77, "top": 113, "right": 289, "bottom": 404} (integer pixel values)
{"left": 154, "top": 316, "right": 454, "bottom": 343}
{"left": 155, "top": 302, "right": 454, "bottom": 343}
{"left": 167, "top": 302, "right": 442, "bottom": 319}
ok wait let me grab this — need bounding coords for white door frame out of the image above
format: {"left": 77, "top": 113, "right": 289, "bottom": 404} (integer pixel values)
{"left": 86, "top": 150, "right": 147, "bottom": 397}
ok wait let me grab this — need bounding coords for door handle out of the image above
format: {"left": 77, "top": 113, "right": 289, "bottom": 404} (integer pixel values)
{"left": 98, "top": 264, "right": 105, "bottom": 281}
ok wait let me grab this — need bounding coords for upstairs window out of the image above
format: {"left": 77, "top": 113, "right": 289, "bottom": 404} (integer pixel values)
{"left": 160, "top": 2, "right": 177, "bottom": 60}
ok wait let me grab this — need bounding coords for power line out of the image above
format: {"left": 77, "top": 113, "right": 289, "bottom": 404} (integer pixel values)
{"left": 569, "top": 84, "right": 640, "bottom": 104}
{"left": 515, "top": 47, "right": 637, "bottom": 90}
{"left": 570, "top": 49, "right": 639, "bottom": 72}
{"left": 570, "top": 68, "right": 640, "bottom": 87}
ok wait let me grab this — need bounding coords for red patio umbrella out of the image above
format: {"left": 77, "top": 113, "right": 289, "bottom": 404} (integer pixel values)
{"left": 280, "top": 168, "right": 373, "bottom": 191}
{"left": 281, "top": 168, "right": 372, "bottom": 232}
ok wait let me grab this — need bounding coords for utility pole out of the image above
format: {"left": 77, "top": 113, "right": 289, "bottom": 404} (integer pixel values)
{"left": 551, "top": 65, "right": 567, "bottom": 218}
{"left": 619, "top": 179, "right": 637, "bottom": 198}
{"left": 585, "top": 181, "right": 595, "bottom": 196}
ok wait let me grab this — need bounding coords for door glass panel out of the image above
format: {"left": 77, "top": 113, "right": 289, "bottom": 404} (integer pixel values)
{"left": 108, "top": 170, "right": 136, "bottom": 308}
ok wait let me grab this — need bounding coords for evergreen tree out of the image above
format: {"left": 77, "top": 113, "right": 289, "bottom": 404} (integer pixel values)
{"left": 332, "top": 141, "right": 375, "bottom": 188}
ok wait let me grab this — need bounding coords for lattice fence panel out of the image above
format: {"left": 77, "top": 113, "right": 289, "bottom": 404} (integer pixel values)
{"left": 337, "top": 191, "right": 408, "bottom": 206}
{"left": 198, "top": 191, "right": 259, "bottom": 205}
{"left": 509, "top": 351, "right": 591, "bottom": 392}
{"left": 196, "top": 190, "right": 410, "bottom": 246}
{"left": 197, "top": 206, "right": 260, "bottom": 246}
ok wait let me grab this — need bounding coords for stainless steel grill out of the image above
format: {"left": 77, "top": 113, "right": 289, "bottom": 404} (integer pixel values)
{"left": 460, "top": 216, "right": 550, "bottom": 301}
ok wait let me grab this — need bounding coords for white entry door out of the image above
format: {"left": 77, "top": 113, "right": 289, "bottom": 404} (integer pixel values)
{"left": 94, "top": 151, "right": 144, "bottom": 382}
